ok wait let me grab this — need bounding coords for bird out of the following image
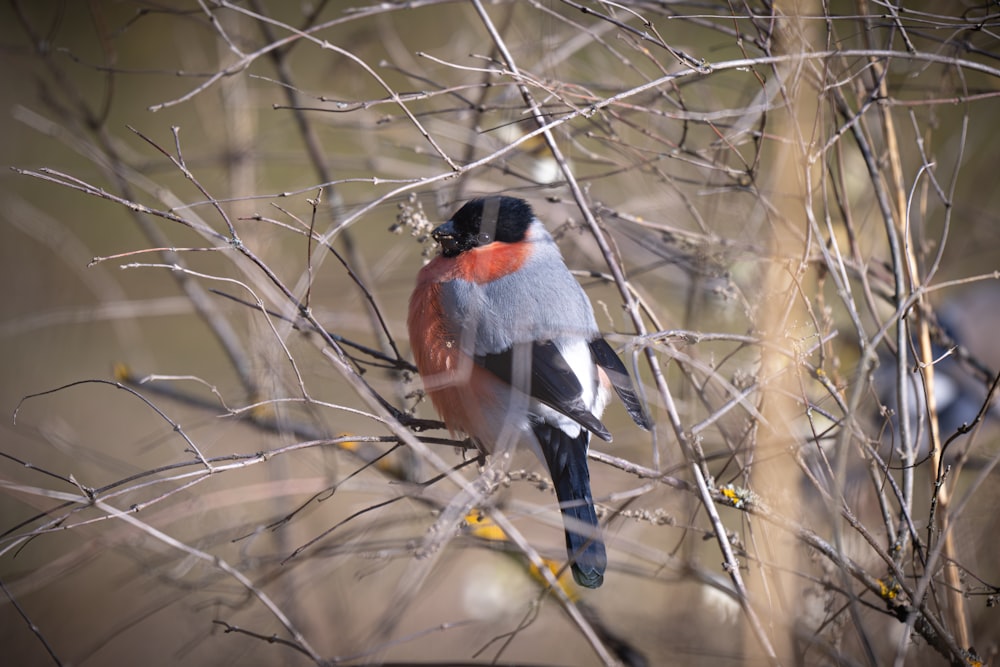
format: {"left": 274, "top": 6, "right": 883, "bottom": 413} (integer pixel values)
{"left": 408, "top": 195, "right": 652, "bottom": 588}
{"left": 872, "top": 285, "right": 1000, "bottom": 458}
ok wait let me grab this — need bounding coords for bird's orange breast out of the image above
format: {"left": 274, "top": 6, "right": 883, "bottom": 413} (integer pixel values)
{"left": 417, "top": 241, "right": 531, "bottom": 285}
{"left": 407, "top": 244, "right": 530, "bottom": 442}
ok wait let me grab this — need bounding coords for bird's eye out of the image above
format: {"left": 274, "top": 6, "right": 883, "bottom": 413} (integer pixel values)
{"left": 476, "top": 232, "right": 492, "bottom": 244}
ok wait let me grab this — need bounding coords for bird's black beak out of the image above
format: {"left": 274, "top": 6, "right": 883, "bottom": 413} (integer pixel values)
{"left": 431, "top": 219, "right": 462, "bottom": 257}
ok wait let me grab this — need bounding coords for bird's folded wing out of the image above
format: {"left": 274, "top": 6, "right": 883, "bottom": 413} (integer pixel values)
{"left": 475, "top": 340, "right": 612, "bottom": 441}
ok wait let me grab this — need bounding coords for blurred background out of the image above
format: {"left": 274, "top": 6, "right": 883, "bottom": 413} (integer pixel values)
{"left": 2, "top": 1, "right": 999, "bottom": 665}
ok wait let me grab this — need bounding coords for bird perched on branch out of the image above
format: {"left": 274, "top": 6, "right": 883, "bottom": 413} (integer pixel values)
{"left": 408, "top": 195, "right": 651, "bottom": 588}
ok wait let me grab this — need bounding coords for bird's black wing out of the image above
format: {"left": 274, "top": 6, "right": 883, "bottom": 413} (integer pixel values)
{"left": 475, "top": 341, "right": 612, "bottom": 441}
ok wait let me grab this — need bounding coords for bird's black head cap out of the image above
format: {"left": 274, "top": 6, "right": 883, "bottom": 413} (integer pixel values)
{"left": 433, "top": 196, "right": 535, "bottom": 257}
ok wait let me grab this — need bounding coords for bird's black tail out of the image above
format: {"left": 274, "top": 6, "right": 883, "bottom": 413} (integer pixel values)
{"left": 534, "top": 422, "right": 606, "bottom": 588}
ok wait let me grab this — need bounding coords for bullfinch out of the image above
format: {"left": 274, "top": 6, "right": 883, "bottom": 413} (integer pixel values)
{"left": 408, "top": 195, "right": 651, "bottom": 588}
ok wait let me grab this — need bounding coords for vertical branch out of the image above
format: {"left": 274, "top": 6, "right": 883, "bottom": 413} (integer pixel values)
{"left": 749, "top": 1, "right": 824, "bottom": 661}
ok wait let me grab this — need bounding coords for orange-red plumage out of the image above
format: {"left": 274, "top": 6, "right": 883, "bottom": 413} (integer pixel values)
{"left": 409, "top": 240, "right": 532, "bottom": 433}
{"left": 408, "top": 250, "right": 517, "bottom": 444}
{"left": 416, "top": 240, "right": 530, "bottom": 285}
